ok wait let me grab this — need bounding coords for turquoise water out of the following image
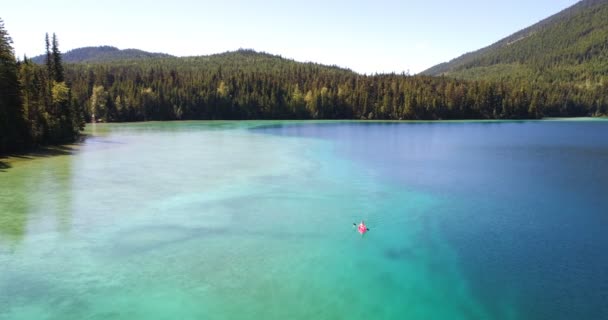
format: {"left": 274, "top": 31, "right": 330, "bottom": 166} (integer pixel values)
{"left": 1, "top": 120, "right": 607, "bottom": 319}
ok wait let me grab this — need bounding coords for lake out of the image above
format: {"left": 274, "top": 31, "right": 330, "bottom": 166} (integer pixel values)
{"left": 1, "top": 120, "right": 607, "bottom": 320}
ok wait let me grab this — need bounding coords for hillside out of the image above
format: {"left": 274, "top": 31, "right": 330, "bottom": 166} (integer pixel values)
{"left": 31, "top": 45, "right": 173, "bottom": 63}
{"left": 421, "top": 0, "right": 608, "bottom": 83}
{"left": 64, "top": 49, "right": 369, "bottom": 121}
{"left": 169, "top": 49, "right": 353, "bottom": 74}
{"left": 58, "top": 47, "right": 606, "bottom": 123}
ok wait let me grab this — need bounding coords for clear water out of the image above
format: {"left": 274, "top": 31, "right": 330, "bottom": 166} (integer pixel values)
{"left": 1, "top": 120, "right": 607, "bottom": 320}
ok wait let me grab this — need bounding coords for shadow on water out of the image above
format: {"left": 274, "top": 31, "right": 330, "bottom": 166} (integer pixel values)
{"left": 0, "top": 161, "right": 10, "bottom": 172}
{"left": 0, "top": 140, "right": 86, "bottom": 167}
{"left": 5, "top": 144, "right": 79, "bottom": 159}
{"left": 0, "top": 134, "right": 93, "bottom": 172}
{"left": 384, "top": 246, "right": 418, "bottom": 261}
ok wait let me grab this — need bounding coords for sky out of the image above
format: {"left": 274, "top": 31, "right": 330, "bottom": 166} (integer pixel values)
{"left": 2, "top": 0, "right": 579, "bottom": 74}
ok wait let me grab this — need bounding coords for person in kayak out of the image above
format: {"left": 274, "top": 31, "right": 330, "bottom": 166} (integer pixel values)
{"left": 355, "top": 220, "right": 369, "bottom": 235}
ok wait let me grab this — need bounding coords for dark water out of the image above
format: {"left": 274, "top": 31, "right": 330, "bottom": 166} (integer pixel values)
{"left": 254, "top": 119, "right": 608, "bottom": 320}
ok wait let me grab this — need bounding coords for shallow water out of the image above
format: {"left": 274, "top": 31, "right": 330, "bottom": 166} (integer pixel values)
{"left": 1, "top": 120, "right": 607, "bottom": 319}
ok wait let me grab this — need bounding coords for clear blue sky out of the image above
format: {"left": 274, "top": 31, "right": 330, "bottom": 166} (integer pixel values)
{"left": 3, "top": 0, "right": 579, "bottom": 74}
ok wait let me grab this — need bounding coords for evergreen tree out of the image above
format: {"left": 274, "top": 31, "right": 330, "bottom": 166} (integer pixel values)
{"left": 45, "top": 33, "right": 53, "bottom": 81}
{"left": 0, "top": 21, "right": 81, "bottom": 154}
{"left": 51, "top": 33, "right": 64, "bottom": 82}
{"left": 0, "top": 18, "right": 27, "bottom": 153}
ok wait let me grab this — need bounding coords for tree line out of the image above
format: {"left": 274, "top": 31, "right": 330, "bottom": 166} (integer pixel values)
{"left": 67, "top": 50, "right": 607, "bottom": 123}
{"left": 0, "top": 18, "right": 83, "bottom": 154}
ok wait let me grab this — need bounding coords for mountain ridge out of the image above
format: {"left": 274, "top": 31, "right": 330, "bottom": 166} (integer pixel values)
{"left": 31, "top": 46, "right": 354, "bottom": 73}
{"left": 421, "top": 0, "right": 608, "bottom": 82}
{"left": 31, "top": 45, "right": 174, "bottom": 63}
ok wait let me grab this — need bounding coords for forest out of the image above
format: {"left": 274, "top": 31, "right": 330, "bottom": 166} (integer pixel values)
{"left": 0, "top": 19, "right": 83, "bottom": 154}
{"left": 423, "top": 0, "right": 608, "bottom": 84}
{"left": 65, "top": 49, "right": 606, "bottom": 123}
{"left": 1, "top": 16, "right": 607, "bottom": 154}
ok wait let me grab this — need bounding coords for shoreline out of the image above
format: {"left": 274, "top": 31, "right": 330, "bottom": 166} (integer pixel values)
{"left": 2, "top": 117, "right": 606, "bottom": 167}
{"left": 0, "top": 138, "right": 86, "bottom": 168}
{"left": 86, "top": 116, "right": 607, "bottom": 125}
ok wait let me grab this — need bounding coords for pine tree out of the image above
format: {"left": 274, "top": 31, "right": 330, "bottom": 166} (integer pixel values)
{"left": 51, "top": 33, "right": 64, "bottom": 82}
{"left": 0, "top": 18, "right": 27, "bottom": 153}
{"left": 45, "top": 33, "right": 53, "bottom": 80}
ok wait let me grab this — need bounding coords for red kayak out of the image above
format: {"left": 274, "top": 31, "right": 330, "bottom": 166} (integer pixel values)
{"left": 357, "top": 222, "right": 368, "bottom": 235}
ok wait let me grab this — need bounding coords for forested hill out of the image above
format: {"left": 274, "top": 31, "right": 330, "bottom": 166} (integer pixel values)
{"left": 64, "top": 47, "right": 607, "bottom": 123}
{"left": 421, "top": 0, "right": 608, "bottom": 82}
{"left": 31, "top": 46, "right": 173, "bottom": 63}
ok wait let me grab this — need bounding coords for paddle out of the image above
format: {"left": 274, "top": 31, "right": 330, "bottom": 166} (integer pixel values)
{"left": 353, "top": 223, "right": 370, "bottom": 231}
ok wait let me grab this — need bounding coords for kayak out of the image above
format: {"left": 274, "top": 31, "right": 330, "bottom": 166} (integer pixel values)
{"left": 357, "top": 224, "right": 368, "bottom": 235}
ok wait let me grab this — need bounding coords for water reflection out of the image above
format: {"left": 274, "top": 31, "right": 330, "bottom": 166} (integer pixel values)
{"left": 0, "top": 152, "right": 75, "bottom": 249}
{"left": 0, "top": 173, "right": 30, "bottom": 246}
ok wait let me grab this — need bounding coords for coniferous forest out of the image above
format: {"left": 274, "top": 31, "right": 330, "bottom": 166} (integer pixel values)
{"left": 422, "top": 0, "right": 608, "bottom": 82}
{"left": 63, "top": 51, "right": 606, "bottom": 124}
{"left": 2, "top": 1, "right": 608, "bottom": 154}
{"left": 0, "top": 19, "right": 83, "bottom": 154}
